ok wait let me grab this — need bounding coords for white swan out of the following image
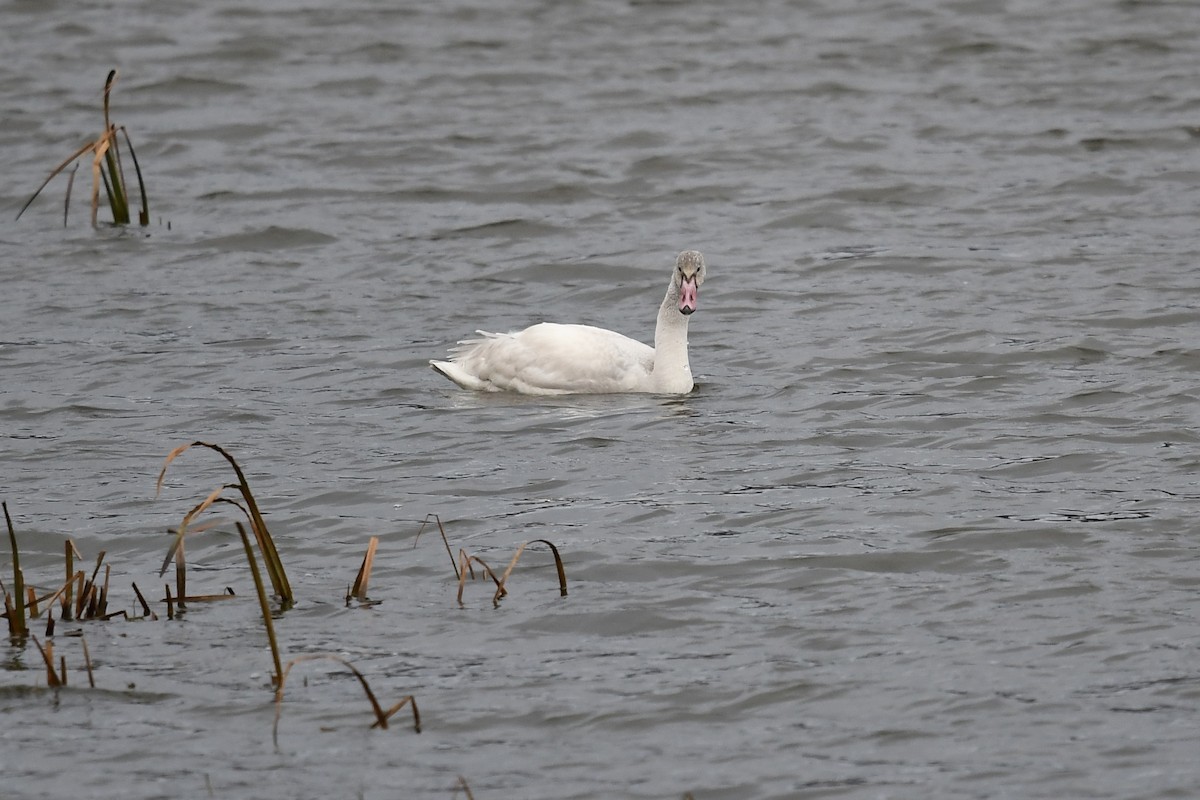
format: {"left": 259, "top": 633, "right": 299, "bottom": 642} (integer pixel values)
{"left": 430, "top": 250, "right": 707, "bottom": 395}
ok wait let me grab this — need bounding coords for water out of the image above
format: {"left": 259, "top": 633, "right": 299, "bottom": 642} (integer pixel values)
{"left": 2, "top": 1, "right": 1199, "bottom": 798}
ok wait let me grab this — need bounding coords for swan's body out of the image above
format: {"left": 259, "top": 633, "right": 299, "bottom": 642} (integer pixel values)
{"left": 431, "top": 250, "right": 707, "bottom": 395}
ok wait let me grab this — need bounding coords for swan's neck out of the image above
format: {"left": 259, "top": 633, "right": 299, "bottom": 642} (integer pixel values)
{"left": 651, "top": 289, "right": 693, "bottom": 393}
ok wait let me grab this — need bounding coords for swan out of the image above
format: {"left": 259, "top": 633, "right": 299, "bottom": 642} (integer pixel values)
{"left": 430, "top": 250, "right": 707, "bottom": 395}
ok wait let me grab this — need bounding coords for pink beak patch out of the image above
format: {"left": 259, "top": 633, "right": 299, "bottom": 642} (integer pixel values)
{"left": 678, "top": 275, "right": 699, "bottom": 315}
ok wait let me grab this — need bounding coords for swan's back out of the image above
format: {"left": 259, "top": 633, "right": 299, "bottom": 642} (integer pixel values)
{"left": 432, "top": 323, "right": 655, "bottom": 395}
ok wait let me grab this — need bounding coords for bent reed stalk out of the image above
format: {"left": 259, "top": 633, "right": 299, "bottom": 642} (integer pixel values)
{"left": 454, "top": 538, "right": 569, "bottom": 609}
{"left": 156, "top": 441, "right": 293, "bottom": 606}
{"left": 273, "top": 653, "right": 421, "bottom": 744}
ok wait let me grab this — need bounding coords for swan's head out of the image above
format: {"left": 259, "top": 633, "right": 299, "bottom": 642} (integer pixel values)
{"left": 674, "top": 250, "right": 706, "bottom": 316}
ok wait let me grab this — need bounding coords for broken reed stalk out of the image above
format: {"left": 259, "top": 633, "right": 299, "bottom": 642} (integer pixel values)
{"left": 63, "top": 162, "right": 79, "bottom": 226}
{"left": 414, "top": 513, "right": 459, "bottom": 579}
{"left": 179, "top": 589, "right": 237, "bottom": 603}
{"left": 30, "top": 635, "right": 95, "bottom": 689}
{"left": 36, "top": 573, "right": 82, "bottom": 621}
{"left": 81, "top": 635, "right": 95, "bottom": 688}
{"left": 63, "top": 539, "right": 80, "bottom": 621}
{"left": 455, "top": 550, "right": 504, "bottom": 608}
{"left": 238, "top": 522, "right": 282, "bottom": 688}
{"left": 272, "top": 653, "right": 420, "bottom": 744}
{"left": 75, "top": 551, "right": 108, "bottom": 620}
{"left": 31, "top": 635, "right": 62, "bottom": 688}
{"left": 15, "top": 69, "right": 150, "bottom": 227}
{"left": 131, "top": 581, "right": 154, "bottom": 618}
{"left": 98, "top": 564, "right": 110, "bottom": 617}
{"left": 62, "top": 543, "right": 71, "bottom": 619}
{"left": 453, "top": 540, "right": 568, "bottom": 609}
{"left": 349, "top": 536, "right": 379, "bottom": 603}
{"left": 74, "top": 572, "right": 86, "bottom": 617}
{"left": 156, "top": 441, "right": 293, "bottom": 606}
{"left": 372, "top": 695, "right": 420, "bottom": 731}
{"left": 491, "top": 539, "right": 569, "bottom": 608}
{"left": 175, "top": 533, "right": 187, "bottom": 612}
{"left": 453, "top": 776, "right": 476, "bottom": 800}
{"left": 4, "top": 501, "right": 28, "bottom": 640}
{"left": 156, "top": 490, "right": 241, "bottom": 604}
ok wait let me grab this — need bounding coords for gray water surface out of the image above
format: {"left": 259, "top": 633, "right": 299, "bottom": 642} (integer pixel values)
{"left": 3, "top": 1, "right": 1200, "bottom": 798}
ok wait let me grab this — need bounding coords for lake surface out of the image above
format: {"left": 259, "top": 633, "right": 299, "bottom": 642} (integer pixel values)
{"left": 2, "top": 1, "right": 1199, "bottom": 798}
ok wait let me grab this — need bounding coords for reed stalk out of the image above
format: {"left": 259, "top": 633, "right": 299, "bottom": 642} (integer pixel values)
{"left": 157, "top": 442, "right": 293, "bottom": 606}
{"left": 237, "top": 523, "right": 282, "bottom": 688}
{"left": 273, "top": 654, "right": 420, "bottom": 744}
{"left": 131, "top": 582, "right": 156, "bottom": 619}
{"left": 455, "top": 550, "right": 504, "bottom": 607}
{"left": 453, "top": 776, "right": 476, "bottom": 800}
{"left": 348, "top": 536, "right": 379, "bottom": 604}
{"left": 31, "top": 636, "right": 62, "bottom": 688}
{"left": 491, "top": 539, "right": 568, "bottom": 608}
{"left": 4, "top": 502, "right": 28, "bottom": 640}
{"left": 16, "top": 69, "right": 150, "bottom": 227}
{"left": 63, "top": 540, "right": 75, "bottom": 620}
{"left": 81, "top": 636, "right": 95, "bottom": 688}
{"left": 414, "top": 513, "right": 459, "bottom": 579}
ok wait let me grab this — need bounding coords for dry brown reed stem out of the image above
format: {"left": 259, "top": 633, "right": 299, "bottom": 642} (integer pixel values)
{"left": 63, "top": 541, "right": 73, "bottom": 620}
{"left": 175, "top": 533, "right": 187, "bottom": 611}
{"left": 71, "top": 550, "right": 107, "bottom": 619}
{"left": 3, "top": 501, "right": 28, "bottom": 639}
{"left": 31, "top": 636, "right": 62, "bottom": 688}
{"left": 272, "top": 654, "right": 421, "bottom": 743}
{"left": 73, "top": 572, "right": 86, "bottom": 617}
{"left": 64, "top": 162, "right": 79, "bottom": 224}
{"left": 453, "top": 776, "right": 476, "bottom": 800}
{"left": 157, "top": 485, "right": 229, "bottom": 577}
{"left": 158, "top": 486, "right": 236, "bottom": 574}
{"left": 372, "top": 695, "right": 421, "bottom": 731}
{"left": 1, "top": 592, "right": 15, "bottom": 637}
{"left": 81, "top": 636, "right": 95, "bottom": 688}
{"left": 414, "top": 513, "right": 459, "bottom": 579}
{"left": 157, "top": 441, "right": 293, "bottom": 605}
{"left": 349, "top": 536, "right": 379, "bottom": 602}
{"left": 131, "top": 582, "right": 156, "bottom": 619}
{"left": 492, "top": 539, "right": 568, "bottom": 608}
{"left": 237, "top": 523, "right": 282, "bottom": 688}
{"left": 180, "top": 590, "right": 237, "bottom": 603}
{"left": 455, "top": 550, "right": 504, "bottom": 608}
{"left": 35, "top": 573, "right": 82, "bottom": 619}
{"left": 159, "top": 496, "right": 248, "bottom": 608}
{"left": 26, "top": 586, "right": 38, "bottom": 618}
{"left": 99, "top": 564, "right": 110, "bottom": 616}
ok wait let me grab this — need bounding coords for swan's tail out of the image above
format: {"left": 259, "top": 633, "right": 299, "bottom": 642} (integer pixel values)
{"left": 430, "top": 330, "right": 503, "bottom": 390}
{"left": 430, "top": 359, "right": 490, "bottom": 391}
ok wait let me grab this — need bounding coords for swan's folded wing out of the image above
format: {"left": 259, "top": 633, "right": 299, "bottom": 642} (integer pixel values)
{"left": 447, "top": 323, "right": 654, "bottom": 394}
